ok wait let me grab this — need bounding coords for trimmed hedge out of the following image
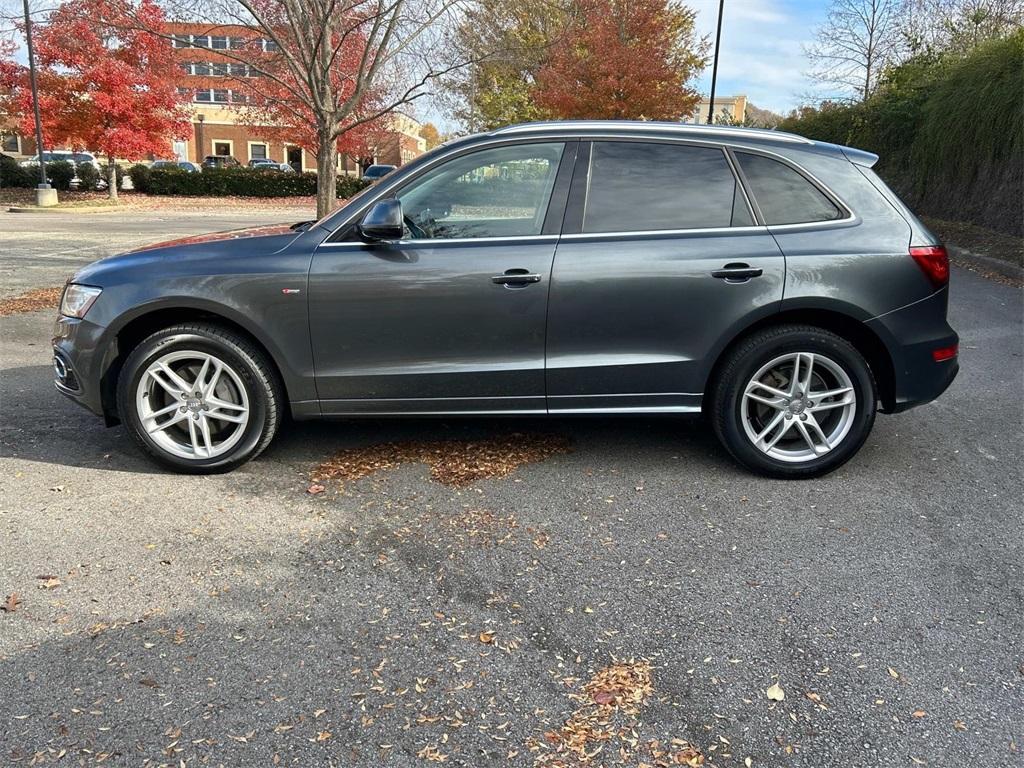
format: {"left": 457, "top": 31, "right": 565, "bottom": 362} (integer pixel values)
{"left": 0, "top": 155, "right": 82, "bottom": 190}
{"left": 128, "top": 164, "right": 369, "bottom": 198}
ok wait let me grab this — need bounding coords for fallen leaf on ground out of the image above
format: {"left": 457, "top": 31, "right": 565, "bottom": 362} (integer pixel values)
{"left": 766, "top": 683, "right": 785, "bottom": 701}
{"left": 912, "top": 709, "right": 927, "bottom": 718}
{"left": 888, "top": 667, "right": 900, "bottom": 679}
{"left": 311, "top": 433, "right": 571, "bottom": 488}
{"left": 36, "top": 576, "right": 61, "bottom": 589}
{"left": 139, "top": 678, "right": 160, "bottom": 688}
{"left": 2, "top": 593, "right": 21, "bottom": 613}
{"left": 0, "top": 287, "right": 62, "bottom": 317}
{"left": 478, "top": 630, "right": 496, "bottom": 644}
{"left": 306, "top": 484, "right": 325, "bottom": 495}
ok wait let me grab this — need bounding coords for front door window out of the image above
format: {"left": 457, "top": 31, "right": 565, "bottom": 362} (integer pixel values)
{"left": 396, "top": 143, "right": 564, "bottom": 240}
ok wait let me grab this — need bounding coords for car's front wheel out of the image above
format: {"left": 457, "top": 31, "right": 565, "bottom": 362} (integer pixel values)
{"left": 710, "top": 325, "right": 877, "bottom": 478}
{"left": 117, "top": 323, "right": 282, "bottom": 473}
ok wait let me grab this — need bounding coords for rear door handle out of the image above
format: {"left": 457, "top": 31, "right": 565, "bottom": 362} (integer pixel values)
{"left": 492, "top": 268, "right": 542, "bottom": 287}
{"left": 712, "top": 263, "right": 763, "bottom": 282}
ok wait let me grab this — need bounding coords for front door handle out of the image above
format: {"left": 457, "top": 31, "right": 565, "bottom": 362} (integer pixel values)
{"left": 492, "top": 268, "right": 542, "bottom": 287}
{"left": 712, "top": 263, "right": 763, "bottom": 282}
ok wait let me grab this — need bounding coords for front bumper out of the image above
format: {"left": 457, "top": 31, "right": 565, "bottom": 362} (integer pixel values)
{"left": 866, "top": 287, "right": 959, "bottom": 413}
{"left": 52, "top": 315, "right": 110, "bottom": 418}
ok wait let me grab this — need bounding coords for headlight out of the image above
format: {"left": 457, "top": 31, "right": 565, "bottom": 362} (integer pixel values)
{"left": 60, "top": 284, "right": 102, "bottom": 318}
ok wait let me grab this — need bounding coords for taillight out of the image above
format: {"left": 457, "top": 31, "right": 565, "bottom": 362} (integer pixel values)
{"left": 932, "top": 343, "right": 958, "bottom": 362}
{"left": 909, "top": 245, "right": 949, "bottom": 289}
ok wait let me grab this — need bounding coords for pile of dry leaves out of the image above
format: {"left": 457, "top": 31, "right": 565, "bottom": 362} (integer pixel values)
{"left": 310, "top": 433, "right": 571, "bottom": 489}
{"left": 0, "top": 287, "right": 62, "bottom": 317}
{"left": 533, "top": 660, "right": 705, "bottom": 767}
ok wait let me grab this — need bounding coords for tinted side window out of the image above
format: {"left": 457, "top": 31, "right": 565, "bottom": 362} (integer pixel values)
{"left": 736, "top": 152, "right": 842, "bottom": 225}
{"left": 397, "top": 143, "right": 564, "bottom": 240}
{"left": 583, "top": 142, "right": 752, "bottom": 233}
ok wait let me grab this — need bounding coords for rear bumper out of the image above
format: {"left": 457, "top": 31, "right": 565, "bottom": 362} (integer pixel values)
{"left": 866, "top": 287, "right": 958, "bottom": 413}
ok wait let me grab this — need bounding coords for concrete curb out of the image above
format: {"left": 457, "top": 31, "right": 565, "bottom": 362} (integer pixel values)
{"left": 947, "top": 243, "right": 1023, "bottom": 282}
{"left": 7, "top": 205, "right": 126, "bottom": 214}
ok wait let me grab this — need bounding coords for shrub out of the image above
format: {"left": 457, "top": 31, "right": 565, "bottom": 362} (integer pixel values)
{"left": 128, "top": 163, "right": 151, "bottom": 193}
{"left": 139, "top": 166, "right": 370, "bottom": 198}
{"left": 0, "top": 154, "right": 34, "bottom": 188}
{"left": 75, "top": 162, "right": 100, "bottom": 190}
{"left": 44, "top": 161, "right": 75, "bottom": 191}
{"left": 336, "top": 174, "right": 369, "bottom": 199}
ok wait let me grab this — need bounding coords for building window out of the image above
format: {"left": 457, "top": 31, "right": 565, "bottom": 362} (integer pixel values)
{"left": 211, "top": 36, "right": 228, "bottom": 50}
{"left": 193, "top": 62, "right": 210, "bottom": 76}
{"left": 229, "top": 37, "right": 247, "bottom": 49}
{"left": 231, "top": 91, "right": 248, "bottom": 104}
{"left": 263, "top": 39, "right": 280, "bottom": 52}
{"left": 180, "top": 63, "right": 192, "bottom": 75}
{"left": 172, "top": 34, "right": 189, "bottom": 48}
{"left": 176, "top": 87, "right": 191, "bottom": 99}
{"left": 195, "top": 89, "right": 212, "bottom": 103}
{"left": 1, "top": 133, "right": 19, "bottom": 153}
{"left": 212, "top": 89, "right": 229, "bottom": 103}
{"left": 211, "top": 62, "right": 228, "bottom": 76}
{"left": 228, "top": 63, "right": 249, "bottom": 77}
{"left": 191, "top": 35, "right": 209, "bottom": 48}
{"left": 250, "top": 143, "right": 267, "bottom": 160}
{"left": 213, "top": 141, "right": 232, "bottom": 156}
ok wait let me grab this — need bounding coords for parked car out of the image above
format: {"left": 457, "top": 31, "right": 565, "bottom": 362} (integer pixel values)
{"left": 53, "top": 121, "right": 958, "bottom": 477}
{"left": 21, "top": 150, "right": 102, "bottom": 171}
{"left": 249, "top": 159, "right": 295, "bottom": 172}
{"left": 361, "top": 163, "right": 396, "bottom": 182}
{"left": 152, "top": 160, "right": 201, "bottom": 173}
{"left": 202, "top": 155, "right": 241, "bottom": 169}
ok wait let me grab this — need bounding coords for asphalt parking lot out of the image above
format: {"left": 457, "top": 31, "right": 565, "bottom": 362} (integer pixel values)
{"left": 1, "top": 209, "right": 1022, "bottom": 767}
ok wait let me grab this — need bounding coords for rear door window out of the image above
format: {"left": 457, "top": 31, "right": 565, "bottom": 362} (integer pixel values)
{"left": 735, "top": 152, "right": 842, "bottom": 225}
{"left": 583, "top": 141, "right": 753, "bottom": 233}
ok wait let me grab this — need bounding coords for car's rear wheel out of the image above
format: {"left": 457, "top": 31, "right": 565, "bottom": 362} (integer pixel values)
{"left": 117, "top": 323, "right": 282, "bottom": 473}
{"left": 711, "top": 325, "right": 876, "bottom": 478}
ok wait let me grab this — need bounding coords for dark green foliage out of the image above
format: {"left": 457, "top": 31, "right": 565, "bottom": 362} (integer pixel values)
{"left": 131, "top": 166, "right": 369, "bottom": 199}
{"left": 45, "top": 161, "right": 76, "bottom": 191}
{"left": 779, "top": 32, "right": 1024, "bottom": 235}
{"left": 0, "top": 154, "right": 34, "bottom": 188}
{"left": 128, "top": 163, "right": 151, "bottom": 193}
{"left": 75, "top": 162, "right": 100, "bottom": 190}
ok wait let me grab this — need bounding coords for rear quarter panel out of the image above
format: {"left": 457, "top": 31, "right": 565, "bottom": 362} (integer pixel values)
{"left": 761, "top": 146, "right": 937, "bottom": 319}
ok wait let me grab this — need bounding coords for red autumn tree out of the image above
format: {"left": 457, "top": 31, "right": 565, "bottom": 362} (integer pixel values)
{"left": 533, "top": 0, "right": 707, "bottom": 120}
{"left": 10, "top": 0, "right": 189, "bottom": 199}
{"left": 135, "top": 0, "right": 465, "bottom": 217}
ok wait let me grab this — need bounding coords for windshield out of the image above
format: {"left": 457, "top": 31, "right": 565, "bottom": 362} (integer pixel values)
{"left": 72, "top": 153, "right": 93, "bottom": 163}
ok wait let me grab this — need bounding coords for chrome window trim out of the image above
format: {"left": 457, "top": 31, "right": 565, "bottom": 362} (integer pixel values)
{"left": 559, "top": 226, "right": 767, "bottom": 240}
{"left": 318, "top": 132, "right": 855, "bottom": 241}
{"left": 318, "top": 234, "right": 560, "bottom": 248}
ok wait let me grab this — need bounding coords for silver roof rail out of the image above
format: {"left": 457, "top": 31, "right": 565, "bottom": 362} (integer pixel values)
{"left": 489, "top": 120, "right": 814, "bottom": 145}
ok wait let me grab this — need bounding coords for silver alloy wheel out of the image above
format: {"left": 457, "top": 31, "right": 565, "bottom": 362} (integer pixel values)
{"left": 135, "top": 350, "right": 250, "bottom": 460}
{"left": 741, "top": 352, "right": 857, "bottom": 463}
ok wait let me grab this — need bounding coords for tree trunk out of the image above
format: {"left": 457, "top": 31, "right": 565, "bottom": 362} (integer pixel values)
{"left": 107, "top": 159, "right": 118, "bottom": 202}
{"left": 315, "top": 130, "right": 339, "bottom": 219}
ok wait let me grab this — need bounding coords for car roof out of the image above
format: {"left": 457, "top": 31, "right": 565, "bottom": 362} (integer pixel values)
{"left": 441, "top": 120, "right": 878, "bottom": 167}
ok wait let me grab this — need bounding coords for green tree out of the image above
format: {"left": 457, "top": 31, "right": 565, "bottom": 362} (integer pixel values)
{"left": 446, "top": 0, "right": 572, "bottom": 130}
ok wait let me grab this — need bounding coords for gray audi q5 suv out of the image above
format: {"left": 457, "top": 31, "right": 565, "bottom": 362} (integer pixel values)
{"left": 53, "top": 121, "right": 958, "bottom": 477}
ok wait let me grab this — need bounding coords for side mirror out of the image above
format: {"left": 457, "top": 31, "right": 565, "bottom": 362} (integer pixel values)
{"left": 357, "top": 199, "right": 403, "bottom": 243}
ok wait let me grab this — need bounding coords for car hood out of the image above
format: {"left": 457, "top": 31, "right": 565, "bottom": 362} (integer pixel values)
{"left": 123, "top": 223, "right": 299, "bottom": 254}
{"left": 72, "top": 223, "right": 307, "bottom": 287}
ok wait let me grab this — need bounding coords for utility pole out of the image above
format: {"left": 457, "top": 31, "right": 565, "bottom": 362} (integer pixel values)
{"left": 22, "top": 0, "right": 56, "bottom": 206}
{"left": 707, "top": 0, "right": 725, "bottom": 125}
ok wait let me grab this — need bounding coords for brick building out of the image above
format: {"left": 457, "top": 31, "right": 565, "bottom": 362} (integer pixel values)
{"left": 165, "top": 23, "right": 426, "bottom": 172}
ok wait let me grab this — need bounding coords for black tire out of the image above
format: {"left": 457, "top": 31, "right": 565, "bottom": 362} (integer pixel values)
{"left": 710, "top": 325, "right": 876, "bottom": 479}
{"left": 116, "top": 323, "right": 283, "bottom": 474}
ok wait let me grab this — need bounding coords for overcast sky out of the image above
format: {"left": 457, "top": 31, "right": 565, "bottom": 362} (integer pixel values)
{"left": 3, "top": 0, "right": 831, "bottom": 129}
